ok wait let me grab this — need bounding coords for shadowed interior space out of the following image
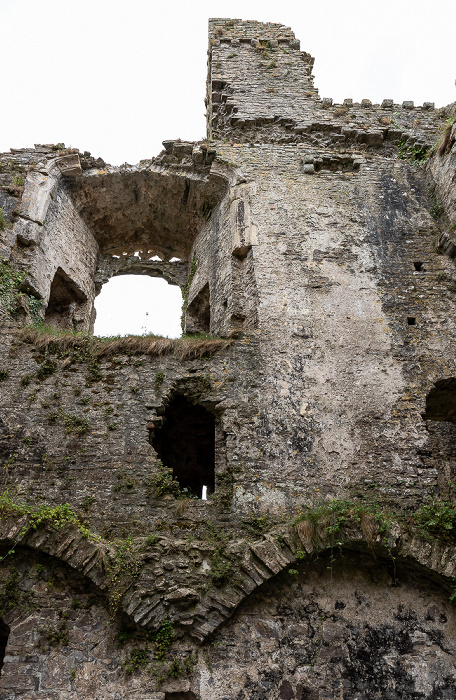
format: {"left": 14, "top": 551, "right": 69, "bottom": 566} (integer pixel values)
{"left": 152, "top": 395, "right": 215, "bottom": 498}
{"left": 0, "top": 619, "right": 9, "bottom": 676}
{"left": 44, "top": 267, "right": 87, "bottom": 329}
{"left": 424, "top": 378, "right": 456, "bottom": 423}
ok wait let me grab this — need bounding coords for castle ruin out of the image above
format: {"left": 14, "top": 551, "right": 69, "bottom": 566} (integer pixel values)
{"left": 0, "top": 17, "right": 456, "bottom": 699}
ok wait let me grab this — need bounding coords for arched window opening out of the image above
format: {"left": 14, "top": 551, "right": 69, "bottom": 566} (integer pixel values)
{"left": 186, "top": 283, "right": 210, "bottom": 334}
{"left": 94, "top": 276, "right": 182, "bottom": 338}
{"left": 424, "top": 378, "right": 456, "bottom": 423}
{"left": 0, "top": 618, "right": 10, "bottom": 676}
{"left": 423, "top": 378, "right": 456, "bottom": 497}
{"left": 45, "top": 267, "right": 87, "bottom": 330}
{"left": 151, "top": 395, "right": 215, "bottom": 499}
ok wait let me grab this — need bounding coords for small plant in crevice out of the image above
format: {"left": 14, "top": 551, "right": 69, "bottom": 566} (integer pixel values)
{"left": 123, "top": 647, "right": 149, "bottom": 674}
{"left": 429, "top": 191, "right": 444, "bottom": 220}
{"left": 146, "top": 461, "right": 181, "bottom": 499}
{"left": 36, "top": 358, "right": 57, "bottom": 381}
{"left": 202, "top": 523, "right": 236, "bottom": 587}
{"left": 81, "top": 495, "right": 96, "bottom": 512}
{"left": 154, "top": 653, "right": 198, "bottom": 686}
{"left": 0, "top": 259, "right": 26, "bottom": 315}
{"left": 397, "top": 140, "right": 429, "bottom": 163}
{"left": 63, "top": 413, "right": 89, "bottom": 436}
{"left": 37, "top": 621, "right": 69, "bottom": 648}
{"left": 0, "top": 568, "right": 35, "bottom": 616}
{"left": 144, "top": 533, "right": 159, "bottom": 547}
{"left": 27, "top": 295, "right": 44, "bottom": 326}
{"left": 21, "top": 374, "right": 33, "bottom": 387}
{"left": 0, "top": 370, "right": 8, "bottom": 381}
{"left": 152, "top": 617, "right": 174, "bottom": 660}
{"left": 154, "top": 372, "right": 164, "bottom": 393}
{"left": 0, "top": 208, "right": 6, "bottom": 231}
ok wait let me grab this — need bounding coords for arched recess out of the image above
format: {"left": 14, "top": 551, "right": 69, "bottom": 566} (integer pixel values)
{"left": 186, "top": 283, "right": 211, "bottom": 334}
{"left": 423, "top": 378, "right": 456, "bottom": 497}
{"left": 196, "top": 549, "right": 456, "bottom": 700}
{"left": 0, "top": 546, "right": 123, "bottom": 696}
{"left": 44, "top": 267, "right": 88, "bottom": 330}
{"left": 188, "top": 521, "right": 456, "bottom": 643}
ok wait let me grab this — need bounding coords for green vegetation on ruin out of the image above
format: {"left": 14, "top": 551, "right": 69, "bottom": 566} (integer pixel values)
{"left": 18, "top": 324, "right": 232, "bottom": 361}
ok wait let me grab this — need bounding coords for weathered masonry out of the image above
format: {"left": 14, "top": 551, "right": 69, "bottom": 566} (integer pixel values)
{"left": 1, "top": 17, "right": 456, "bottom": 699}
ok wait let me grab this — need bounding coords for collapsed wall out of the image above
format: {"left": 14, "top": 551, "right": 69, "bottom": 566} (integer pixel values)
{"left": 0, "top": 17, "right": 456, "bottom": 700}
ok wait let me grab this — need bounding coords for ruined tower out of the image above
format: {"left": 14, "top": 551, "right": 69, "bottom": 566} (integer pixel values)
{"left": 0, "top": 17, "right": 456, "bottom": 699}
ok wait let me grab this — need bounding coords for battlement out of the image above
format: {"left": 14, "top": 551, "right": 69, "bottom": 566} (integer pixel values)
{"left": 206, "top": 18, "right": 445, "bottom": 149}
{"left": 208, "top": 18, "right": 298, "bottom": 44}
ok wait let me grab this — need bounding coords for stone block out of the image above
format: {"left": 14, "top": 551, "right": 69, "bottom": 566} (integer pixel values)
{"left": 365, "top": 131, "right": 383, "bottom": 146}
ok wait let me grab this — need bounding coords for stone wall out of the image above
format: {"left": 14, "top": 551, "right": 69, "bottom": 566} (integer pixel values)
{"left": 0, "top": 16, "right": 456, "bottom": 700}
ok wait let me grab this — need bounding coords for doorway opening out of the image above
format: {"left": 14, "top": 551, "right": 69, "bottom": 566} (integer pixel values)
{"left": 94, "top": 276, "right": 182, "bottom": 338}
{"left": 151, "top": 395, "right": 215, "bottom": 499}
{"left": 0, "top": 618, "right": 10, "bottom": 676}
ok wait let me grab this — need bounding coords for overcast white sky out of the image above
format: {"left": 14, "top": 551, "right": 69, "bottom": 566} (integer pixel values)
{"left": 1, "top": 0, "right": 455, "bottom": 337}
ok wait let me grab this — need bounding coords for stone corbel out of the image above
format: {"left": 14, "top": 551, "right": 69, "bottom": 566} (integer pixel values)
{"left": 14, "top": 153, "right": 82, "bottom": 247}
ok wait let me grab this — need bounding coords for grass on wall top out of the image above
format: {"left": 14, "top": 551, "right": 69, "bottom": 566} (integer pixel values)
{"left": 18, "top": 326, "right": 233, "bottom": 361}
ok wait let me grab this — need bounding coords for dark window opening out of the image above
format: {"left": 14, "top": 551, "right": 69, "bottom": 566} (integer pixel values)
{"left": 164, "top": 693, "right": 198, "bottom": 700}
{"left": 45, "top": 267, "right": 87, "bottom": 330}
{"left": 185, "top": 283, "right": 210, "bottom": 334}
{"left": 424, "top": 378, "right": 456, "bottom": 424}
{"left": 423, "top": 378, "right": 456, "bottom": 498}
{"left": 151, "top": 395, "right": 215, "bottom": 498}
{"left": 0, "top": 618, "right": 10, "bottom": 676}
{"left": 414, "top": 261, "right": 424, "bottom": 271}
{"left": 407, "top": 317, "right": 416, "bottom": 325}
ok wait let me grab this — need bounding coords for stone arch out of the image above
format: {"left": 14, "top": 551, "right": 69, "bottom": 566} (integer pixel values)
{"left": 0, "top": 544, "right": 127, "bottom": 697}
{"left": 189, "top": 521, "right": 456, "bottom": 642}
{"left": 196, "top": 546, "right": 456, "bottom": 700}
